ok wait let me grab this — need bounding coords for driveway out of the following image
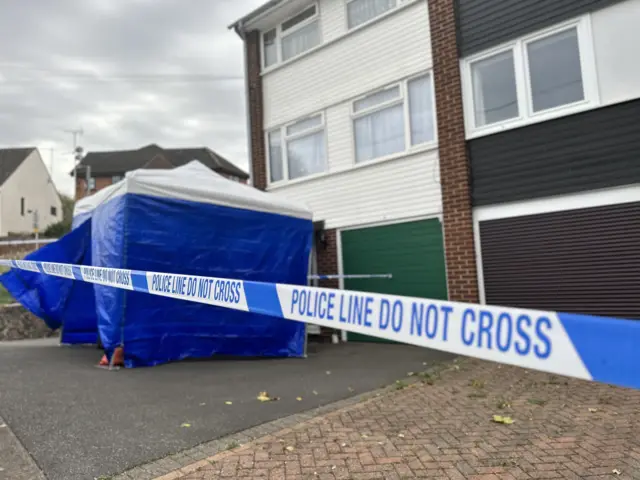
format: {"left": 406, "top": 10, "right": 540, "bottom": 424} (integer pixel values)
{"left": 0, "top": 339, "right": 450, "bottom": 480}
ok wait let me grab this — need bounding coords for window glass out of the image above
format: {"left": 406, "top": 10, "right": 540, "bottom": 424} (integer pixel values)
{"left": 527, "top": 27, "right": 584, "bottom": 113}
{"left": 282, "top": 5, "right": 316, "bottom": 31}
{"left": 408, "top": 74, "right": 435, "bottom": 145}
{"left": 263, "top": 29, "right": 278, "bottom": 67}
{"left": 354, "top": 85, "right": 401, "bottom": 112}
{"left": 282, "top": 21, "right": 320, "bottom": 60}
{"left": 286, "top": 115, "right": 322, "bottom": 136}
{"left": 268, "top": 131, "right": 284, "bottom": 182}
{"left": 287, "top": 131, "right": 326, "bottom": 179}
{"left": 354, "top": 103, "right": 405, "bottom": 162}
{"left": 471, "top": 50, "right": 519, "bottom": 127}
{"left": 347, "top": 0, "right": 396, "bottom": 29}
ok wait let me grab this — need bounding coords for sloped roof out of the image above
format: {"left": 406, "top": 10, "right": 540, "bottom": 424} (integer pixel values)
{"left": 71, "top": 144, "right": 249, "bottom": 179}
{"left": 0, "top": 148, "right": 35, "bottom": 186}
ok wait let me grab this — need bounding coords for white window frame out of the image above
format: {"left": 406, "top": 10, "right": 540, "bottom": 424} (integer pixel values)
{"left": 461, "top": 14, "right": 599, "bottom": 139}
{"left": 265, "top": 112, "right": 327, "bottom": 186}
{"left": 260, "top": 3, "right": 321, "bottom": 71}
{"left": 350, "top": 71, "right": 437, "bottom": 165}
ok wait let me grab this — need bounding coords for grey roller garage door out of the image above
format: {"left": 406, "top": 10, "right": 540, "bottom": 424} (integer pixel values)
{"left": 479, "top": 201, "right": 640, "bottom": 319}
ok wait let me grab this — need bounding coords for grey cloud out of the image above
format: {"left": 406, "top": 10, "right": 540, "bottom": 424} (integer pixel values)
{"left": 0, "top": 0, "right": 263, "bottom": 195}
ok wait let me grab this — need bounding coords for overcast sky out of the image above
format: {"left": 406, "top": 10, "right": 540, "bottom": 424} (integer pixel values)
{"left": 0, "top": 0, "right": 263, "bottom": 196}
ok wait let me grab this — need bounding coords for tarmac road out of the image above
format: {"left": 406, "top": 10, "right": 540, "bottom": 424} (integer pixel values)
{"left": 0, "top": 338, "right": 450, "bottom": 480}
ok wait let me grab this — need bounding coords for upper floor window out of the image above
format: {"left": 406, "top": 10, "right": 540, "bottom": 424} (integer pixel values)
{"left": 50, "top": 206, "right": 57, "bottom": 216}
{"left": 347, "top": 0, "right": 396, "bottom": 29}
{"left": 462, "top": 16, "right": 598, "bottom": 137}
{"left": 267, "top": 113, "right": 326, "bottom": 184}
{"left": 262, "top": 4, "right": 321, "bottom": 69}
{"left": 112, "top": 175, "right": 124, "bottom": 183}
{"left": 352, "top": 73, "right": 436, "bottom": 163}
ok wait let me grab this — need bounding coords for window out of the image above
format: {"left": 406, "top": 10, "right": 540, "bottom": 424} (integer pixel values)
{"left": 463, "top": 17, "right": 597, "bottom": 135}
{"left": 470, "top": 50, "right": 519, "bottom": 127}
{"left": 353, "top": 73, "right": 435, "bottom": 163}
{"left": 267, "top": 113, "right": 326, "bottom": 183}
{"left": 50, "top": 206, "right": 57, "bottom": 216}
{"left": 261, "top": 4, "right": 320, "bottom": 69}
{"left": 527, "top": 27, "right": 584, "bottom": 113}
{"left": 347, "top": 0, "right": 396, "bottom": 29}
{"left": 88, "top": 177, "right": 96, "bottom": 191}
{"left": 20, "top": 197, "right": 24, "bottom": 216}
{"left": 263, "top": 29, "right": 278, "bottom": 68}
{"left": 112, "top": 175, "right": 124, "bottom": 183}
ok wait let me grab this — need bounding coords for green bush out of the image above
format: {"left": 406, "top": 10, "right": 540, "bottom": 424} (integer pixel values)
{"left": 43, "top": 219, "right": 72, "bottom": 238}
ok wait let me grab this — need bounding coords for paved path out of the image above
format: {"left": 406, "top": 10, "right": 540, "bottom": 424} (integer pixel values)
{"left": 0, "top": 340, "right": 449, "bottom": 479}
{"left": 0, "top": 415, "right": 44, "bottom": 480}
{"left": 151, "top": 359, "right": 640, "bottom": 480}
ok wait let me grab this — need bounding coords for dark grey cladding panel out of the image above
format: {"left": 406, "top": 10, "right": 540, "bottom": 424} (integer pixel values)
{"left": 455, "top": 0, "right": 621, "bottom": 56}
{"left": 469, "top": 99, "right": 640, "bottom": 206}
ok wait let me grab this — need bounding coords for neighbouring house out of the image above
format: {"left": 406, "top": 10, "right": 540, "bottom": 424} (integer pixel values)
{"left": 431, "top": 0, "right": 640, "bottom": 319}
{"left": 0, "top": 148, "right": 62, "bottom": 236}
{"left": 230, "top": 0, "right": 448, "bottom": 341}
{"left": 70, "top": 144, "right": 250, "bottom": 199}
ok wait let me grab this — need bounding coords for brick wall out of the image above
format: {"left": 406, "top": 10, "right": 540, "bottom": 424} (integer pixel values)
{"left": 428, "top": 0, "right": 479, "bottom": 303}
{"left": 75, "top": 176, "right": 112, "bottom": 200}
{"left": 316, "top": 229, "right": 339, "bottom": 290}
{"left": 245, "top": 31, "right": 267, "bottom": 191}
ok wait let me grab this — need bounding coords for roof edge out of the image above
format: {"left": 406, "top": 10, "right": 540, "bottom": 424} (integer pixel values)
{"left": 228, "top": 0, "right": 290, "bottom": 33}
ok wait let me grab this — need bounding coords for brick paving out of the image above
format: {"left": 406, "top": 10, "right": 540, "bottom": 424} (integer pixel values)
{"left": 152, "top": 358, "right": 640, "bottom": 480}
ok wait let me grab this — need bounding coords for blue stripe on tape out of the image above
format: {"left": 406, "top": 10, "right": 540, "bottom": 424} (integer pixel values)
{"left": 11, "top": 260, "right": 17, "bottom": 267}
{"left": 131, "top": 271, "right": 149, "bottom": 292}
{"left": 243, "top": 281, "right": 283, "bottom": 318}
{"left": 558, "top": 312, "right": 640, "bottom": 390}
{"left": 72, "top": 266, "right": 83, "bottom": 281}
{"left": 36, "top": 263, "right": 45, "bottom": 274}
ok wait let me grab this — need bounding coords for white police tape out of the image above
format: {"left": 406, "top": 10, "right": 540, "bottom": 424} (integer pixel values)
{"left": 2, "top": 259, "right": 639, "bottom": 390}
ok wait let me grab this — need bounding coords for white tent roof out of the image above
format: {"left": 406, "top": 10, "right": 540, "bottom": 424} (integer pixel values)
{"left": 73, "top": 160, "right": 313, "bottom": 220}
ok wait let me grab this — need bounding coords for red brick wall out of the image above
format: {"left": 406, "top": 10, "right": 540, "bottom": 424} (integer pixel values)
{"left": 428, "top": 0, "right": 479, "bottom": 303}
{"left": 75, "top": 176, "right": 112, "bottom": 200}
{"left": 245, "top": 30, "right": 267, "bottom": 191}
{"left": 316, "top": 229, "right": 339, "bottom": 290}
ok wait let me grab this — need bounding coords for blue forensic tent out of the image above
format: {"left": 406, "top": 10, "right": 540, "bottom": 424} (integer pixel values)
{"left": 1, "top": 161, "right": 314, "bottom": 367}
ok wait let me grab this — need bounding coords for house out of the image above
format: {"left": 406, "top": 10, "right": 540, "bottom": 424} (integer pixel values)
{"left": 431, "top": 0, "right": 640, "bottom": 319}
{"left": 0, "top": 148, "right": 62, "bottom": 236}
{"left": 70, "top": 144, "right": 250, "bottom": 199}
{"left": 230, "top": 0, "right": 448, "bottom": 341}
{"left": 231, "top": 0, "right": 640, "bottom": 332}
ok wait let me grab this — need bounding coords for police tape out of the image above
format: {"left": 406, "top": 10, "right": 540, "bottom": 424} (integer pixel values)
{"left": 2, "top": 259, "right": 639, "bottom": 390}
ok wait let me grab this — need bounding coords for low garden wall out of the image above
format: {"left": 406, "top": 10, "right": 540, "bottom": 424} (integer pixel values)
{"left": 0, "top": 304, "right": 58, "bottom": 341}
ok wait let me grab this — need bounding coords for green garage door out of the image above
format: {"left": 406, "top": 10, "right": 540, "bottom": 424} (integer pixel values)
{"left": 341, "top": 219, "right": 448, "bottom": 342}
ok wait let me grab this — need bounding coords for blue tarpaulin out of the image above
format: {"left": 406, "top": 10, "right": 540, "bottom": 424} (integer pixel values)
{"left": 1, "top": 161, "right": 314, "bottom": 367}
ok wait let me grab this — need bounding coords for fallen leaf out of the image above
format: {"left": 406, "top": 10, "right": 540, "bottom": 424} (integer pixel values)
{"left": 225, "top": 401, "right": 233, "bottom": 405}
{"left": 257, "top": 391, "right": 280, "bottom": 402}
{"left": 312, "top": 390, "right": 319, "bottom": 395}
{"left": 326, "top": 370, "right": 331, "bottom": 375}
{"left": 181, "top": 423, "right": 191, "bottom": 428}
{"left": 612, "top": 468, "right": 622, "bottom": 475}
{"left": 199, "top": 403, "right": 206, "bottom": 406}
{"left": 589, "top": 408, "right": 598, "bottom": 413}
{"left": 341, "top": 443, "right": 347, "bottom": 447}
{"left": 331, "top": 465, "right": 336, "bottom": 470}
{"left": 492, "top": 415, "right": 514, "bottom": 425}
{"left": 453, "top": 365, "right": 460, "bottom": 371}
{"left": 0, "top": 424, "right": 6, "bottom": 429}
{"left": 361, "top": 434, "right": 368, "bottom": 438}
{"left": 407, "top": 372, "right": 415, "bottom": 376}
{"left": 296, "top": 397, "right": 303, "bottom": 401}
{"left": 348, "top": 387, "right": 354, "bottom": 392}
{"left": 422, "top": 362, "right": 427, "bottom": 366}
{"left": 398, "top": 433, "right": 405, "bottom": 438}
{"left": 285, "top": 446, "right": 294, "bottom": 452}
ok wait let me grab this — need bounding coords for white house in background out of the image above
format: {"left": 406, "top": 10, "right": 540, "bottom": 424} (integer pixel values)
{"left": 231, "top": 0, "right": 449, "bottom": 341}
{"left": 0, "top": 148, "right": 62, "bottom": 236}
